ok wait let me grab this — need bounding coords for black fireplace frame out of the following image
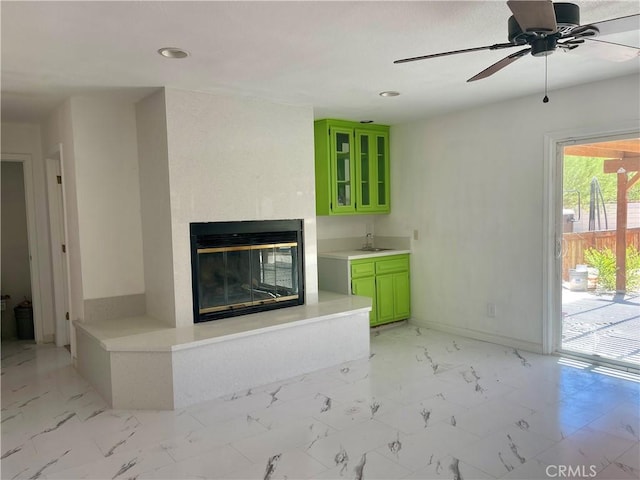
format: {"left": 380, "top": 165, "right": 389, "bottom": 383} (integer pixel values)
{"left": 190, "top": 219, "right": 305, "bottom": 323}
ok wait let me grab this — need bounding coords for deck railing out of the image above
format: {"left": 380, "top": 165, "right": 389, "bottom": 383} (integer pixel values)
{"left": 562, "top": 227, "right": 640, "bottom": 280}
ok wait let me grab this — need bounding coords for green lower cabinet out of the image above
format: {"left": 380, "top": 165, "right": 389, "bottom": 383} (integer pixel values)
{"left": 375, "top": 274, "right": 395, "bottom": 323}
{"left": 393, "top": 272, "right": 411, "bottom": 319}
{"left": 351, "top": 254, "right": 410, "bottom": 327}
{"left": 351, "top": 276, "right": 377, "bottom": 325}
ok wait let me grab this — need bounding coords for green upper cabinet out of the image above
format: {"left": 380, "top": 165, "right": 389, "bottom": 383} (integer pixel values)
{"left": 315, "top": 119, "right": 390, "bottom": 215}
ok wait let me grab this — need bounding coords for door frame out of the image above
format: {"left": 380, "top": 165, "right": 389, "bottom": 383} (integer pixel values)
{"left": 45, "top": 144, "right": 72, "bottom": 346}
{"left": 542, "top": 120, "right": 640, "bottom": 355}
{"left": 1, "top": 153, "right": 44, "bottom": 343}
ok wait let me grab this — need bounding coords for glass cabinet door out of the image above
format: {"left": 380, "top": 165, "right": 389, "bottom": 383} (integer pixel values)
{"left": 356, "top": 131, "right": 372, "bottom": 211}
{"left": 376, "top": 133, "right": 389, "bottom": 211}
{"left": 355, "top": 129, "right": 389, "bottom": 213}
{"left": 331, "top": 127, "right": 355, "bottom": 212}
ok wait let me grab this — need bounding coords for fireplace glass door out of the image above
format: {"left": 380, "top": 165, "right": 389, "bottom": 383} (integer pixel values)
{"left": 190, "top": 220, "right": 304, "bottom": 322}
{"left": 197, "top": 243, "right": 299, "bottom": 314}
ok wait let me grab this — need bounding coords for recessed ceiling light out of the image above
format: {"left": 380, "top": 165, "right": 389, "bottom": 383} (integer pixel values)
{"left": 158, "top": 47, "right": 189, "bottom": 59}
{"left": 379, "top": 91, "right": 400, "bottom": 97}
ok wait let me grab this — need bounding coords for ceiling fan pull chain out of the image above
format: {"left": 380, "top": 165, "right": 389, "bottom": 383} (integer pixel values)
{"left": 543, "top": 54, "right": 550, "bottom": 103}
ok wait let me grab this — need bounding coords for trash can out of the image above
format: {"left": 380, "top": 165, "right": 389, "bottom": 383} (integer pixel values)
{"left": 569, "top": 269, "right": 588, "bottom": 292}
{"left": 587, "top": 267, "right": 599, "bottom": 290}
{"left": 563, "top": 209, "right": 575, "bottom": 233}
{"left": 14, "top": 304, "right": 34, "bottom": 340}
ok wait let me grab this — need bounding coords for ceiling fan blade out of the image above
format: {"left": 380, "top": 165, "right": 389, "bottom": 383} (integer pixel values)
{"left": 394, "top": 43, "right": 515, "bottom": 64}
{"left": 589, "top": 13, "right": 640, "bottom": 37}
{"left": 507, "top": 0, "right": 557, "bottom": 33}
{"left": 467, "top": 48, "right": 531, "bottom": 82}
{"left": 581, "top": 38, "right": 640, "bottom": 62}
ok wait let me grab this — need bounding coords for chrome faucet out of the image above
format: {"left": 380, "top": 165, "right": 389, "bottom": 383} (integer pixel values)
{"left": 364, "top": 232, "right": 374, "bottom": 249}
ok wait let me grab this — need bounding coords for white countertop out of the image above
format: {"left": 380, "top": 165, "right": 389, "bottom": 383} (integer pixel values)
{"left": 75, "top": 291, "right": 371, "bottom": 352}
{"left": 317, "top": 249, "right": 411, "bottom": 260}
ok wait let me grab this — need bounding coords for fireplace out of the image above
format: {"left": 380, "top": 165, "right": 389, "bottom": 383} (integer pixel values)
{"left": 190, "top": 220, "right": 304, "bottom": 323}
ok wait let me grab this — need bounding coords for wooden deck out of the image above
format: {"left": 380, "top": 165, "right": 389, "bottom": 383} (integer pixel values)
{"left": 562, "top": 289, "right": 640, "bottom": 368}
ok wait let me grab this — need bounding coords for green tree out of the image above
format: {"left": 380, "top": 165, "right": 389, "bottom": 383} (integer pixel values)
{"left": 583, "top": 245, "right": 640, "bottom": 292}
{"left": 563, "top": 156, "right": 640, "bottom": 211}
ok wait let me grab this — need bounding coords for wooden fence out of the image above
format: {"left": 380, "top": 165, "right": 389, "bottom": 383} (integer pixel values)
{"left": 562, "top": 227, "right": 640, "bottom": 281}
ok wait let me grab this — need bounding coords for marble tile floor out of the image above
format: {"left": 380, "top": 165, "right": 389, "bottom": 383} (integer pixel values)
{"left": 1, "top": 324, "right": 639, "bottom": 480}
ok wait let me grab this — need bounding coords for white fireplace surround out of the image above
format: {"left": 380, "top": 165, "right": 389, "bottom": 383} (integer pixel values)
{"left": 75, "top": 293, "right": 371, "bottom": 410}
{"left": 134, "top": 88, "right": 320, "bottom": 329}
{"left": 73, "top": 88, "right": 373, "bottom": 409}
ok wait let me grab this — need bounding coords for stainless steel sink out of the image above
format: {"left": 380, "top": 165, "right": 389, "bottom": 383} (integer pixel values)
{"left": 357, "top": 247, "right": 393, "bottom": 252}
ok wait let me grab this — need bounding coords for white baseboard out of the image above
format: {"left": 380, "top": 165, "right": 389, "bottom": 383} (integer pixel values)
{"left": 410, "top": 319, "right": 543, "bottom": 354}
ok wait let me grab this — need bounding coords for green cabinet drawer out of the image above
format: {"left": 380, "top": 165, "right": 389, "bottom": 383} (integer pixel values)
{"left": 351, "top": 261, "right": 375, "bottom": 278}
{"left": 375, "top": 256, "right": 410, "bottom": 275}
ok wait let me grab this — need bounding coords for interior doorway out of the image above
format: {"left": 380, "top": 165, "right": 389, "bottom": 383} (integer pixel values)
{"left": 1, "top": 155, "right": 42, "bottom": 342}
{"left": 560, "top": 136, "right": 640, "bottom": 370}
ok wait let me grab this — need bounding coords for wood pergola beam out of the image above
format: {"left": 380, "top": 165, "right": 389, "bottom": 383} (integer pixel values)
{"left": 603, "top": 157, "right": 640, "bottom": 174}
{"left": 616, "top": 170, "right": 628, "bottom": 294}
{"left": 565, "top": 139, "right": 640, "bottom": 159}
{"left": 602, "top": 157, "right": 639, "bottom": 295}
{"left": 566, "top": 146, "right": 625, "bottom": 158}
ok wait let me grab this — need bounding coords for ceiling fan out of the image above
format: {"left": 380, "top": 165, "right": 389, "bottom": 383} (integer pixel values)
{"left": 394, "top": 1, "right": 640, "bottom": 83}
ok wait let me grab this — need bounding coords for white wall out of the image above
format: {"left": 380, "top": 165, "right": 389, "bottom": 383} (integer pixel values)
{"left": 42, "top": 102, "right": 85, "bottom": 331}
{"left": 316, "top": 216, "right": 373, "bottom": 240}
{"left": 69, "top": 96, "right": 145, "bottom": 300}
{"left": 377, "top": 74, "right": 640, "bottom": 352}
{"left": 40, "top": 87, "right": 318, "bottom": 333}
{"left": 1, "top": 122, "right": 55, "bottom": 342}
{"left": 41, "top": 94, "right": 146, "bottom": 352}
{"left": 162, "top": 88, "right": 318, "bottom": 328}
{"left": 135, "top": 90, "right": 175, "bottom": 326}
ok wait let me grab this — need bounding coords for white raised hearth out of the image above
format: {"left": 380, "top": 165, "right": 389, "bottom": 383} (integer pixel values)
{"left": 75, "top": 292, "right": 371, "bottom": 410}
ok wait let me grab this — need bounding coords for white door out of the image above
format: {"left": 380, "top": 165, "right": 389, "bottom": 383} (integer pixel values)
{"left": 46, "top": 153, "right": 71, "bottom": 347}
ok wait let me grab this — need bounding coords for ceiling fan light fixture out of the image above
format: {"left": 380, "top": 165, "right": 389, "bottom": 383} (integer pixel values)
{"left": 379, "top": 91, "right": 400, "bottom": 97}
{"left": 531, "top": 36, "right": 557, "bottom": 57}
{"left": 158, "top": 47, "right": 190, "bottom": 59}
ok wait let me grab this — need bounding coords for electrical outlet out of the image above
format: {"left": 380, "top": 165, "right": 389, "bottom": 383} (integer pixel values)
{"left": 413, "top": 229, "right": 419, "bottom": 241}
{"left": 487, "top": 302, "right": 497, "bottom": 318}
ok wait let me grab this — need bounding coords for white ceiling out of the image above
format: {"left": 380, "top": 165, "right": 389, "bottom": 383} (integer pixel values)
{"left": 2, "top": 1, "right": 639, "bottom": 125}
